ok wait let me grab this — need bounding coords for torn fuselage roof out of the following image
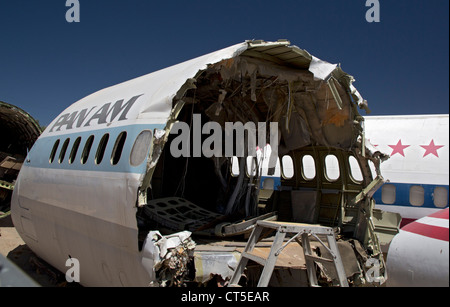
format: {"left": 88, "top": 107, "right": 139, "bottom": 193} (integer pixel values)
{"left": 42, "top": 40, "right": 368, "bottom": 141}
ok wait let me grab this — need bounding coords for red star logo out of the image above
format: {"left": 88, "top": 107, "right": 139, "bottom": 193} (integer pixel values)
{"left": 388, "top": 140, "right": 410, "bottom": 157}
{"left": 420, "top": 140, "right": 444, "bottom": 157}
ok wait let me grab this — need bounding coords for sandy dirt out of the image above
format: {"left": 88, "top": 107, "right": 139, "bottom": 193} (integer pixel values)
{"left": 0, "top": 214, "right": 71, "bottom": 287}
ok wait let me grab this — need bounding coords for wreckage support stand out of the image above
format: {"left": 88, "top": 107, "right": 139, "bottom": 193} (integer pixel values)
{"left": 229, "top": 220, "right": 349, "bottom": 287}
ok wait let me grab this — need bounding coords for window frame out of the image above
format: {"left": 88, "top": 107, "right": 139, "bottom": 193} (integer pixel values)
{"left": 130, "top": 130, "right": 153, "bottom": 167}
{"left": 95, "top": 134, "right": 110, "bottom": 165}
{"left": 81, "top": 135, "right": 95, "bottom": 165}
{"left": 58, "top": 138, "right": 71, "bottom": 164}
{"left": 110, "top": 131, "right": 127, "bottom": 166}
{"left": 49, "top": 139, "right": 60, "bottom": 163}
{"left": 301, "top": 154, "right": 316, "bottom": 181}
{"left": 69, "top": 137, "right": 82, "bottom": 165}
{"left": 324, "top": 154, "right": 340, "bottom": 182}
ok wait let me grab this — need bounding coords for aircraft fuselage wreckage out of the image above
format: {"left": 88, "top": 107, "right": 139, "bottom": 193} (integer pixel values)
{"left": 11, "top": 40, "right": 400, "bottom": 287}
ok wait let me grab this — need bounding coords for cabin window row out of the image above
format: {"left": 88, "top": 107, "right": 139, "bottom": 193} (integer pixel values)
{"left": 381, "top": 184, "right": 448, "bottom": 208}
{"left": 230, "top": 153, "right": 364, "bottom": 184}
{"left": 48, "top": 130, "right": 152, "bottom": 167}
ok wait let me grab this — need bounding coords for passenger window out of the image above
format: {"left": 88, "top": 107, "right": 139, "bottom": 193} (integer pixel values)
{"left": 111, "top": 132, "right": 127, "bottom": 165}
{"left": 81, "top": 135, "right": 95, "bottom": 164}
{"left": 281, "top": 155, "right": 294, "bottom": 179}
{"left": 381, "top": 184, "right": 396, "bottom": 204}
{"left": 434, "top": 187, "right": 448, "bottom": 208}
{"left": 130, "top": 130, "right": 152, "bottom": 166}
{"left": 69, "top": 137, "right": 82, "bottom": 164}
{"left": 348, "top": 155, "right": 363, "bottom": 182}
{"left": 49, "top": 139, "right": 60, "bottom": 163}
{"left": 95, "top": 134, "right": 110, "bottom": 165}
{"left": 325, "top": 154, "right": 340, "bottom": 181}
{"left": 302, "top": 154, "right": 316, "bottom": 180}
{"left": 410, "top": 186, "right": 425, "bottom": 207}
{"left": 58, "top": 138, "right": 70, "bottom": 163}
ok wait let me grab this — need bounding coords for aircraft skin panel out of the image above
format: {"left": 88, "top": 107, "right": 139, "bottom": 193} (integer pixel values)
{"left": 376, "top": 203, "right": 445, "bottom": 221}
{"left": 364, "top": 115, "right": 449, "bottom": 186}
{"left": 387, "top": 230, "right": 449, "bottom": 286}
{"left": 14, "top": 167, "right": 142, "bottom": 227}
{"left": 12, "top": 166, "right": 150, "bottom": 286}
{"left": 364, "top": 115, "right": 449, "bottom": 224}
{"left": 387, "top": 208, "right": 449, "bottom": 287}
{"left": 14, "top": 196, "right": 150, "bottom": 286}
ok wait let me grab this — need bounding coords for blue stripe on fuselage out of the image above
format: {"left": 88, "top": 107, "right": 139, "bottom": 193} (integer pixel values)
{"left": 373, "top": 182, "right": 448, "bottom": 209}
{"left": 26, "top": 124, "right": 166, "bottom": 174}
{"left": 261, "top": 176, "right": 448, "bottom": 210}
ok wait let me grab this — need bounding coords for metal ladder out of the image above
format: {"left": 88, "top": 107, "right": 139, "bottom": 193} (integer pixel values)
{"left": 228, "top": 220, "right": 349, "bottom": 287}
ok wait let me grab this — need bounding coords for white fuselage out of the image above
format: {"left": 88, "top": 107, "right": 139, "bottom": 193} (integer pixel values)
{"left": 364, "top": 115, "right": 449, "bottom": 225}
{"left": 386, "top": 208, "right": 449, "bottom": 287}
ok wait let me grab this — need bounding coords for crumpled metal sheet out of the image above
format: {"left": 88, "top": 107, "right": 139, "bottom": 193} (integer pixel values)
{"left": 309, "top": 56, "right": 337, "bottom": 81}
{"left": 141, "top": 230, "right": 196, "bottom": 287}
{"left": 314, "top": 240, "right": 361, "bottom": 285}
{"left": 193, "top": 251, "right": 240, "bottom": 284}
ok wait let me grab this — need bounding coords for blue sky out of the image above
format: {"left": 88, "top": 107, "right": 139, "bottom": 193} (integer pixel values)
{"left": 0, "top": 0, "right": 448, "bottom": 126}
